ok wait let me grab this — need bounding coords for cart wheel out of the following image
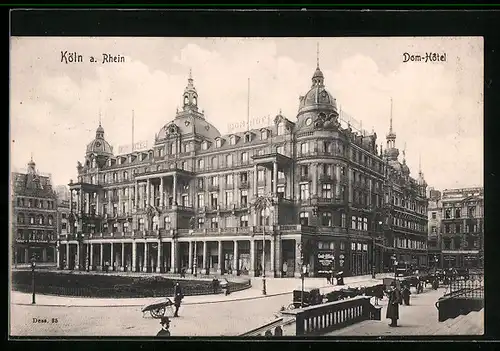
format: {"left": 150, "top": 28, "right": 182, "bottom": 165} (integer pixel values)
{"left": 150, "top": 307, "right": 166, "bottom": 318}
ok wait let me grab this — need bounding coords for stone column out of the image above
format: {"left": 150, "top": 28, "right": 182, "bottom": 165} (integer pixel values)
{"left": 110, "top": 243, "right": 114, "bottom": 271}
{"left": 275, "top": 236, "right": 282, "bottom": 278}
{"left": 173, "top": 174, "right": 178, "bottom": 205}
{"left": 99, "top": 243, "right": 104, "bottom": 270}
{"left": 75, "top": 243, "right": 80, "bottom": 270}
{"left": 90, "top": 243, "right": 94, "bottom": 269}
{"left": 121, "top": 243, "right": 125, "bottom": 271}
{"left": 56, "top": 244, "right": 61, "bottom": 268}
{"left": 156, "top": 240, "right": 162, "bottom": 273}
{"left": 217, "top": 241, "right": 223, "bottom": 274}
{"left": 273, "top": 161, "right": 278, "bottom": 196}
{"left": 42, "top": 248, "right": 47, "bottom": 262}
{"left": 188, "top": 241, "right": 193, "bottom": 274}
{"left": 134, "top": 182, "right": 139, "bottom": 211}
{"left": 143, "top": 242, "right": 148, "bottom": 272}
{"left": 170, "top": 240, "right": 177, "bottom": 273}
{"left": 311, "top": 163, "right": 318, "bottom": 198}
{"left": 146, "top": 178, "right": 151, "bottom": 207}
{"left": 249, "top": 239, "right": 255, "bottom": 276}
{"left": 202, "top": 241, "right": 208, "bottom": 274}
{"left": 335, "top": 164, "right": 341, "bottom": 198}
{"left": 160, "top": 177, "right": 164, "bottom": 207}
{"left": 270, "top": 237, "right": 275, "bottom": 277}
{"left": 233, "top": 241, "right": 239, "bottom": 274}
{"left": 132, "top": 242, "right": 137, "bottom": 272}
{"left": 65, "top": 244, "right": 69, "bottom": 269}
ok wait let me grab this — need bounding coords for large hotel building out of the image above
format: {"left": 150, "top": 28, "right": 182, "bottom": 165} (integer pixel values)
{"left": 58, "top": 63, "right": 429, "bottom": 277}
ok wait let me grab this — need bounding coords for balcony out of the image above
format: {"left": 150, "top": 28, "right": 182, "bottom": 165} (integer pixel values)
{"left": 239, "top": 181, "right": 250, "bottom": 189}
{"left": 208, "top": 184, "right": 220, "bottom": 192}
{"left": 319, "top": 174, "right": 335, "bottom": 183}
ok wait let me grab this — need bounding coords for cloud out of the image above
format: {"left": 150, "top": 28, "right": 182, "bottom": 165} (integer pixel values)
{"left": 10, "top": 37, "right": 483, "bottom": 191}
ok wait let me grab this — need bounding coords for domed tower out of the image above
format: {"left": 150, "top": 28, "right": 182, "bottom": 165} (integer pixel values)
{"left": 385, "top": 98, "right": 401, "bottom": 171}
{"left": 296, "top": 45, "right": 339, "bottom": 129}
{"left": 25, "top": 154, "right": 42, "bottom": 189}
{"left": 84, "top": 121, "right": 113, "bottom": 170}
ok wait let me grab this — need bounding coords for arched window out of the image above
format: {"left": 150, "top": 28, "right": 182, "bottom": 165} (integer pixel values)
{"left": 29, "top": 214, "right": 35, "bottom": 224}
{"left": 48, "top": 215, "right": 54, "bottom": 226}
{"left": 164, "top": 216, "right": 171, "bottom": 229}
{"left": 211, "top": 157, "right": 217, "bottom": 169}
{"left": 123, "top": 171, "right": 128, "bottom": 180}
{"left": 35, "top": 199, "right": 39, "bottom": 208}
{"left": 198, "top": 159, "right": 205, "bottom": 169}
{"left": 28, "top": 199, "right": 33, "bottom": 208}
{"left": 152, "top": 215, "right": 159, "bottom": 230}
{"left": 138, "top": 218, "right": 145, "bottom": 231}
{"left": 215, "top": 138, "right": 222, "bottom": 148}
{"left": 38, "top": 215, "right": 44, "bottom": 225}
{"left": 91, "top": 158, "right": 96, "bottom": 169}
{"left": 261, "top": 130, "right": 268, "bottom": 140}
{"left": 91, "top": 175, "right": 96, "bottom": 184}
{"left": 17, "top": 213, "right": 25, "bottom": 224}
{"left": 112, "top": 172, "right": 117, "bottom": 182}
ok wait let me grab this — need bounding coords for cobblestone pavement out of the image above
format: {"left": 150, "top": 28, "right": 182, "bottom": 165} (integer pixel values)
{"left": 10, "top": 274, "right": 390, "bottom": 337}
{"left": 324, "top": 287, "right": 484, "bottom": 336}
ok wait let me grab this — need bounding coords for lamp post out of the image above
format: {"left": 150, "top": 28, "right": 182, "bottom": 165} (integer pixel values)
{"left": 30, "top": 256, "right": 36, "bottom": 304}
{"left": 252, "top": 196, "right": 273, "bottom": 296}
{"left": 391, "top": 254, "right": 397, "bottom": 281}
{"left": 193, "top": 240, "right": 198, "bottom": 277}
{"left": 301, "top": 259, "right": 307, "bottom": 308}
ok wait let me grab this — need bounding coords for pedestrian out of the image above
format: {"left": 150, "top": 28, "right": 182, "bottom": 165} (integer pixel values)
{"left": 432, "top": 277, "right": 439, "bottom": 290}
{"left": 173, "top": 282, "right": 183, "bottom": 317}
{"left": 386, "top": 282, "right": 400, "bottom": 327}
{"left": 156, "top": 316, "right": 171, "bottom": 337}
{"left": 180, "top": 267, "right": 186, "bottom": 278}
{"left": 401, "top": 285, "right": 411, "bottom": 306}
{"left": 212, "top": 277, "right": 219, "bottom": 294}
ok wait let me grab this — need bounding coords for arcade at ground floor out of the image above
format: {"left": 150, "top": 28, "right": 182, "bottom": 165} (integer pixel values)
{"left": 12, "top": 245, "right": 56, "bottom": 265}
{"left": 57, "top": 234, "right": 386, "bottom": 278}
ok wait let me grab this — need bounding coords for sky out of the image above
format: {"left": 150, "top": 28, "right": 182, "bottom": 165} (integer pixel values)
{"left": 10, "top": 37, "right": 483, "bottom": 191}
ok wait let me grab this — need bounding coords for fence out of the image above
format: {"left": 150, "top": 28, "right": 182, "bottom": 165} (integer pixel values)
{"left": 436, "top": 275, "right": 484, "bottom": 322}
{"left": 240, "top": 317, "right": 296, "bottom": 337}
{"left": 281, "top": 296, "right": 381, "bottom": 336}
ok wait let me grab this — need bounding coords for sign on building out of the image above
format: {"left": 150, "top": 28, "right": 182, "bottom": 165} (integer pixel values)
{"left": 116, "top": 140, "right": 149, "bottom": 155}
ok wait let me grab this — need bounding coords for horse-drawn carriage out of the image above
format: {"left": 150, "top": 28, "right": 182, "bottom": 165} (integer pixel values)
{"left": 286, "top": 287, "right": 323, "bottom": 309}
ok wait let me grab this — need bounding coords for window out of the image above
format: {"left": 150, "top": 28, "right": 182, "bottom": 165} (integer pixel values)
{"left": 455, "top": 208, "right": 461, "bottom": 218}
{"left": 300, "top": 165, "right": 309, "bottom": 177}
{"left": 197, "top": 178, "right": 204, "bottom": 189}
{"left": 38, "top": 215, "right": 44, "bottom": 225}
{"left": 300, "top": 184, "right": 310, "bottom": 200}
{"left": 241, "top": 190, "right": 248, "bottom": 206}
{"left": 277, "top": 185, "right": 285, "bottom": 199}
{"left": 197, "top": 194, "right": 205, "bottom": 207}
{"left": 182, "top": 194, "right": 189, "bottom": 207}
{"left": 211, "top": 157, "right": 217, "bottom": 169}
{"left": 455, "top": 224, "right": 461, "bottom": 233}
{"left": 278, "top": 170, "right": 285, "bottom": 179}
{"left": 226, "top": 154, "right": 233, "bottom": 167}
{"left": 123, "top": 171, "right": 128, "bottom": 180}
{"left": 301, "top": 142, "right": 309, "bottom": 154}
{"left": 211, "top": 217, "right": 219, "bottom": 229}
{"left": 216, "top": 138, "right": 222, "bottom": 148}
{"left": 245, "top": 134, "right": 251, "bottom": 143}
{"left": 164, "top": 216, "right": 171, "bottom": 229}
{"left": 211, "top": 193, "right": 218, "bottom": 208}
{"left": 261, "top": 130, "right": 268, "bottom": 140}
{"left": 138, "top": 218, "right": 145, "bottom": 231}
{"left": 123, "top": 222, "right": 129, "bottom": 232}
{"left": 241, "top": 152, "right": 248, "bottom": 163}
{"left": 211, "top": 176, "right": 219, "bottom": 187}
{"left": 277, "top": 121, "right": 286, "bottom": 135}
{"left": 277, "top": 145, "right": 284, "bottom": 154}
{"left": 351, "top": 216, "right": 357, "bottom": 230}
{"left": 258, "top": 169, "right": 265, "bottom": 181}
{"left": 61, "top": 222, "right": 67, "bottom": 230}
{"left": 299, "top": 212, "right": 309, "bottom": 226}
{"left": 226, "top": 174, "right": 234, "bottom": 185}
{"left": 432, "top": 212, "right": 437, "bottom": 219}
{"left": 201, "top": 141, "right": 208, "bottom": 150}
{"left": 240, "top": 172, "right": 248, "bottom": 183}
{"left": 341, "top": 213, "right": 346, "bottom": 228}
{"left": 322, "top": 212, "right": 332, "bottom": 226}
{"left": 197, "top": 218, "right": 204, "bottom": 229}
{"left": 48, "top": 215, "right": 53, "bottom": 225}
{"left": 17, "top": 213, "right": 24, "bottom": 224}
{"left": 225, "top": 191, "right": 233, "bottom": 206}
{"left": 468, "top": 207, "right": 476, "bottom": 218}
{"left": 198, "top": 159, "right": 205, "bottom": 170}
{"left": 445, "top": 209, "right": 451, "bottom": 219}
{"left": 322, "top": 183, "right": 333, "bottom": 198}
{"left": 363, "top": 218, "right": 368, "bottom": 231}
{"left": 257, "top": 187, "right": 265, "bottom": 197}
{"left": 445, "top": 224, "right": 450, "bottom": 233}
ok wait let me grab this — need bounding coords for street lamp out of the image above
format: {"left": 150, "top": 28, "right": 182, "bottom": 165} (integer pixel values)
{"left": 252, "top": 196, "right": 274, "bottom": 296}
{"left": 30, "top": 256, "right": 36, "bottom": 304}
{"left": 391, "top": 254, "right": 398, "bottom": 281}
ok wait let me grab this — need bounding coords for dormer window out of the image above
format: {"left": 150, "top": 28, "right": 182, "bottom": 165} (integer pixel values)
{"left": 229, "top": 136, "right": 236, "bottom": 145}
{"left": 261, "top": 130, "right": 268, "bottom": 140}
{"left": 277, "top": 121, "right": 286, "bottom": 136}
{"left": 215, "top": 138, "right": 222, "bottom": 148}
{"left": 202, "top": 141, "right": 208, "bottom": 150}
{"left": 245, "top": 134, "right": 251, "bottom": 143}
{"left": 107, "top": 159, "right": 112, "bottom": 167}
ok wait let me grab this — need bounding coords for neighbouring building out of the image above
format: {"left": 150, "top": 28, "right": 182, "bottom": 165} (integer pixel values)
{"left": 380, "top": 111, "right": 429, "bottom": 271}
{"left": 55, "top": 185, "right": 70, "bottom": 202}
{"left": 11, "top": 157, "right": 58, "bottom": 264}
{"left": 58, "top": 62, "right": 428, "bottom": 277}
{"left": 427, "top": 187, "right": 442, "bottom": 267}
{"left": 439, "top": 187, "right": 484, "bottom": 269}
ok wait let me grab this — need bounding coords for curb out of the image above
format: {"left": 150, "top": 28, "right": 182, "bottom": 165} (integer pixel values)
{"left": 11, "top": 280, "right": 382, "bottom": 308}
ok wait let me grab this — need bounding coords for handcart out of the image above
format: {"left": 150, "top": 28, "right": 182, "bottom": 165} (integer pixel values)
{"left": 141, "top": 297, "right": 175, "bottom": 318}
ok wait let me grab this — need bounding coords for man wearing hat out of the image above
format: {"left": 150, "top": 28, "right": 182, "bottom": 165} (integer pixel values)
{"left": 156, "top": 316, "right": 171, "bottom": 337}
{"left": 386, "top": 281, "right": 401, "bottom": 327}
{"left": 173, "top": 282, "right": 183, "bottom": 317}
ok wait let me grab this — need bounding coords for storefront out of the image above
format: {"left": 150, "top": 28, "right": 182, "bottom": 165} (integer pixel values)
{"left": 441, "top": 250, "right": 480, "bottom": 269}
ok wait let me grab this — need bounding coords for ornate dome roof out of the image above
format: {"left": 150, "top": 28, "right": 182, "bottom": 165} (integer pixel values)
{"left": 385, "top": 147, "right": 399, "bottom": 161}
{"left": 86, "top": 124, "right": 113, "bottom": 157}
{"left": 297, "top": 66, "right": 337, "bottom": 116}
{"left": 401, "top": 161, "right": 410, "bottom": 175}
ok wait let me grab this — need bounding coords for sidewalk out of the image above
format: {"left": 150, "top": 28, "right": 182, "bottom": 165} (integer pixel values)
{"left": 10, "top": 273, "right": 392, "bottom": 308}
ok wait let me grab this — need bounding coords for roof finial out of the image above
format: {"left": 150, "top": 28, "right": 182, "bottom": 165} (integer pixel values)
{"left": 30, "top": 152, "right": 33, "bottom": 162}
{"left": 316, "top": 42, "right": 320, "bottom": 68}
{"left": 389, "top": 97, "right": 393, "bottom": 134}
{"left": 403, "top": 142, "right": 406, "bottom": 160}
{"left": 419, "top": 153, "right": 422, "bottom": 174}
{"left": 98, "top": 108, "right": 102, "bottom": 127}
{"left": 279, "top": 108, "right": 282, "bottom": 115}
{"left": 189, "top": 68, "right": 192, "bottom": 80}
